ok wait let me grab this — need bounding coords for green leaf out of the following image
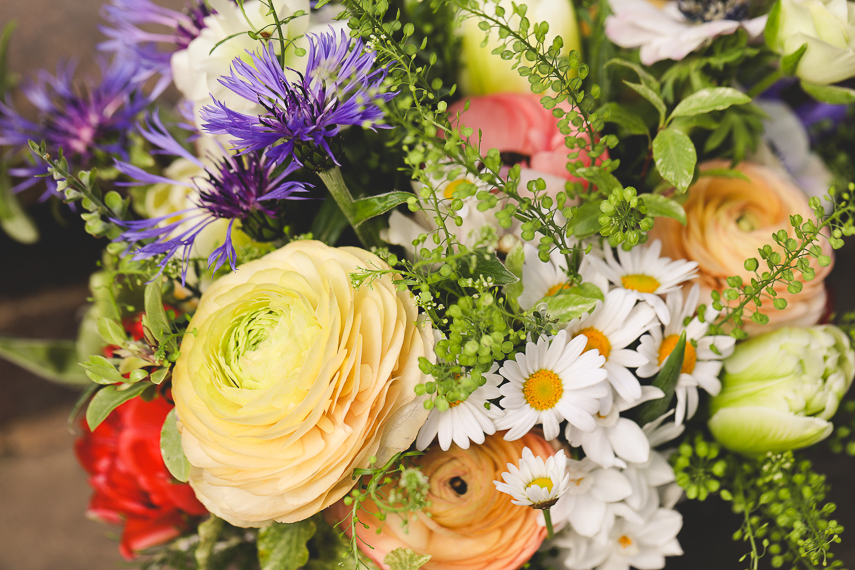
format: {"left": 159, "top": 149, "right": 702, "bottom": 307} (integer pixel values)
{"left": 606, "top": 58, "right": 661, "bottom": 92}
{"left": 641, "top": 194, "right": 686, "bottom": 225}
{"left": 257, "top": 520, "right": 317, "bottom": 570}
{"left": 310, "top": 197, "right": 350, "bottom": 246}
{"left": 385, "top": 548, "right": 432, "bottom": 570}
{"left": 596, "top": 102, "right": 649, "bottom": 136}
{"left": 573, "top": 200, "right": 604, "bottom": 238}
{"left": 97, "top": 317, "right": 127, "bottom": 347}
{"left": 781, "top": 43, "right": 808, "bottom": 76}
{"left": 0, "top": 337, "right": 90, "bottom": 385}
{"left": 764, "top": 0, "right": 782, "bottom": 50}
{"left": 800, "top": 80, "right": 855, "bottom": 104}
{"left": 86, "top": 382, "right": 150, "bottom": 430}
{"left": 502, "top": 241, "right": 525, "bottom": 303}
{"left": 80, "top": 354, "right": 126, "bottom": 385}
{"left": 143, "top": 280, "right": 170, "bottom": 343}
{"left": 637, "top": 331, "right": 685, "bottom": 425}
{"left": 0, "top": 20, "right": 17, "bottom": 98}
{"left": 669, "top": 87, "right": 750, "bottom": 119}
{"left": 670, "top": 114, "right": 719, "bottom": 133}
{"left": 195, "top": 516, "right": 224, "bottom": 570}
{"left": 653, "top": 127, "right": 697, "bottom": 193}
{"left": 623, "top": 80, "right": 667, "bottom": 126}
{"left": 576, "top": 167, "right": 623, "bottom": 194}
{"left": 459, "top": 252, "right": 519, "bottom": 286}
{"left": 538, "top": 282, "right": 604, "bottom": 323}
{"left": 160, "top": 408, "right": 190, "bottom": 482}
{"left": 150, "top": 367, "right": 169, "bottom": 385}
{"left": 0, "top": 161, "right": 38, "bottom": 244}
{"left": 352, "top": 191, "right": 412, "bottom": 226}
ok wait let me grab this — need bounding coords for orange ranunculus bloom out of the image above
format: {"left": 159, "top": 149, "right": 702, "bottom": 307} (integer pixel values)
{"left": 327, "top": 431, "right": 553, "bottom": 570}
{"left": 650, "top": 161, "right": 833, "bottom": 333}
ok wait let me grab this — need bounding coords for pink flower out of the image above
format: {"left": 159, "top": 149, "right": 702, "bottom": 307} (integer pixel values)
{"left": 448, "top": 93, "right": 602, "bottom": 196}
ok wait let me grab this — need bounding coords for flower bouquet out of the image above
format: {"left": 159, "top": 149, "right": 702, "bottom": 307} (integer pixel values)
{"left": 3, "top": 0, "right": 855, "bottom": 568}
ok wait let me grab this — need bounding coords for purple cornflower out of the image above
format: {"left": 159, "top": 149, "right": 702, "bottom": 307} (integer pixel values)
{"left": 0, "top": 58, "right": 149, "bottom": 198}
{"left": 114, "top": 113, "right": 311, "bottom": 282}
{"left": 201, "top": 30, "right": 396, "bottom": 168}
{"left": 99, "top": 0, "right": 221, "bottom": 92}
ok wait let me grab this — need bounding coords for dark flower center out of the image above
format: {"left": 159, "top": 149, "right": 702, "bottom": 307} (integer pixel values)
{"left": 449, "top": 476, "right": 468, "bottom": 495}
{"left": 678, "top": 0, "right": 749, "bottom": 22}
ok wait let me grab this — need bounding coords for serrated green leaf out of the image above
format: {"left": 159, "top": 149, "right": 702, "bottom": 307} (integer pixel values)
{"left": 781, "top": 43, "right": 808, "bottom": 76}
{"left": 0, "top": 337, "right": 90, "bottom": 385}
{"left": 623, "top": 80, "right": 667, "bottom": 126}
{"left": 459, "top": 252, "right": 519, "bottom": 286}
{"left": 642, "top": 194, "right": 686, "bottom": 225}
{"left": 576, "top": 167, "right": 623, "bottom": 194}
{"left": 606, "top": 58, "right": 661, "bottom": 92}
{"left": 86, "top": 382, "right": 149, "bottom": 430}
{"left": 310, "top": 197, "right": 350, "bottom": 245}
{"left": 653, "top": 128, "right": 697, "bottom": 193}
{"left": 144, "top": 280, "right": 170, "bottom": 343}
{"left": 385, "top": 548, "right": 432, "bottom": 570}
{"left": 258, "top": 520, "right": 317, "bottom": 570}
{"left": 97, "top": 317, "right": 127, "bottom": 347}
{"left": 538, "top": 282, "right": 604, "bottom": 323}
{"left": 573, "top": 199, "right": 604, "bottom": 238}
{"left": 502, "top": 241, "right": 525, "bottom": 302}
{"left": 801, "top": 80, "right": 855, "bottom": 104}
{"left": 637, "top": 332, "right": 685, "bottom": 425}
{"left": 80, "top": 354, "right": 126, "bottom": 384}
{"left": 670, "top": 87, "right": 750, "bottom": 119}
{"left": 352, "top": 191, "right": 412, "bottom": 226}
{"left": 160, "top": 408, "right": 190, "bottom": 482}
{"left": 596, "top": 102, "right": 649, "bottom": 136}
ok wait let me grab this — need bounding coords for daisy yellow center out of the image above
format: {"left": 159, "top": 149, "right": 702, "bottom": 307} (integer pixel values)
{"left": 619, "top": 535, "right": 633, "bottom": 549}
{"left": 658, "top": 334, "right": 697, "bottom": 373}
{"left": 443, "top": 179, "right": 467, "bottom": 199}
{"left": 546, "top": 283, "right": 572, "bottom": 297}
{"left": 621, "top": 274, "right": 660, "bottom": 293}
{"left": 448, "top": 399, "right": 463, "bottom": 408}
{"left": 523, "top": 369, "right": 564, "bottom": 411}
{"left": 527, "top": 477, "right": 554, "bottom": 492}
{"left": 579, "top": 327, "right": 611, "bottom": 359}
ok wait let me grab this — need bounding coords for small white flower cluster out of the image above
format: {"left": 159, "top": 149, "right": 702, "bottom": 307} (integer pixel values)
{"left": 415, "top": 238, "right": 737, "bottom": 569}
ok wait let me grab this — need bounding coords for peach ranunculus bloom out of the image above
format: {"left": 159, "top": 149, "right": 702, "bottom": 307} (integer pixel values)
{"left": 447, "top": 93, "right": 602, "bottom": 196}
{"left": 327, "top": 431, "right": 553, "bottom": 570}
{"left": 649, "top": 161, "right": 833, "bottom": 334}
{"left": 173, "top": 240, "right": 434, "bottom": 527}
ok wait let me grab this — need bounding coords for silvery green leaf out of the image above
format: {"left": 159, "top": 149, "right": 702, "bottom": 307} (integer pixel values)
{"left": 80, "top": 355, "right": 126, "bottom": 385}
{"left": 670, "top": 87, "right": 750, "bottom": 118}
{"left": 539, "top": 283, "right": 604, "bottom": 323}
{"left": 143, "top": 280, "right": 170, "bottom": 343}
{"left": 641, "top": 194, "right": 686, "bottom": 225}
{"left": 385, "top": 548, "right": 432, "bottom": 570}
{"left": 160, "top": 408, "right": 190, "bottom": 482}
{"left": 257, "top": 520, "right": 317, "bottom": 570}
{"left": 653, "top": 128, "right": 697, "bottom": 193}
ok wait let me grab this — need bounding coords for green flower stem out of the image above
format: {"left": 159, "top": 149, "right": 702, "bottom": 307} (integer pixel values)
{"left": 543, "top": 508, "right": 554, "bottom": 540}
{"left": 317, "top": 166, "right": 382, "bottom": 249}
{"left": 747, "top": 69, "right": 783, "bottom": 99}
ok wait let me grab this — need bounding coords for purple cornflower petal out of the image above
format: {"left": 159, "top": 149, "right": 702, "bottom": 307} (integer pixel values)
{"left": 0, "top": 57, "right": 149, "bottom": 198}
{"left": 98, "top": 0, "right": 223, "bottom": 88}
{"left": 201, "top": 29, "right": 396, "bottom": 168}
{"left": 113, "top": 113, "right": 312, "bottom": 283}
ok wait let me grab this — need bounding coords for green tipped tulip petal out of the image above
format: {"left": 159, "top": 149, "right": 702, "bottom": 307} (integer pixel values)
{"left": 708, "top": 325, "right": 855, "bottom": 455}
{"left": 708, "top": 407, "right": 833, "bottom": 456}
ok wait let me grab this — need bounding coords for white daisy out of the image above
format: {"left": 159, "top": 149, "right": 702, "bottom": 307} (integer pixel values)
{"left": 415, "top": 363, "right": 504, "bottom": 451}
{"left": 586, "top": 239, "right": 698, "bottom": 325}
{"left": 550, "top": 458, "right": 634, "bottom": 538}
{"left": 566, "top": 386, "right": 664, "bottom": 469}
{"left": 494, "top": 447, "right": 571, "bottom": 509}
{"left": 564, "top": 288, "right": 657, "bottom": 404}
{"left": 517, "top": 242, "right": 609, "bottom": 313}
{"left": 636, "top": 284, "right": 736, "bottom": 426}
{"left": 495, "top": 330, "right": 609, "bottom": 440}
{"left": 622, "top": 411, "right": 685, "bottom": 513}
{"left": 558, "top": 506, "right": 684, "bottom": 570}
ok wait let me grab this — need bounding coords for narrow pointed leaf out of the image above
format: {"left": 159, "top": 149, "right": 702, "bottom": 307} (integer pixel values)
{"left": 637, "top": 331, "right": 686, "bottom": 424}
{"left": 352, "top": 191, "right": 412, "bottom": 226}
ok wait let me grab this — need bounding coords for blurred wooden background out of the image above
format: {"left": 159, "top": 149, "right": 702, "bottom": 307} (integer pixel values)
{"left": 1, "top": 1, "right": 854, "bottom": 568}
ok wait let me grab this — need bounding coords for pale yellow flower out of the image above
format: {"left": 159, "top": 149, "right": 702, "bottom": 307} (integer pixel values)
{"left": 173, "top": 240, "right": 433, "bottom": 526}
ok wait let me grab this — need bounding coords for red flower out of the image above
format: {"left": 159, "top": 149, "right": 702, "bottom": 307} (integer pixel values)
{"left": 75, "top": 394, "right": 208, "bottom": 559}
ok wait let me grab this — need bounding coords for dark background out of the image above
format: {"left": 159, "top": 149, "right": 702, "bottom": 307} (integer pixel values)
{"left": 1, "top": 1, "right": 854, "bottom": 568}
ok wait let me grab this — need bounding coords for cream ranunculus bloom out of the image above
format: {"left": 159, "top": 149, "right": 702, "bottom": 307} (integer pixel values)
{"left": 173, "top": 240, "right": 434, "bottom": 526}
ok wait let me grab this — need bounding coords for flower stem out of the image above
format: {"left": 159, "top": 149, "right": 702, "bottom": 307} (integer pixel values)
{"left": 748, "top": 69, "right": 783, "bottom": 99}
{"left": 543, "top": 508, "right": 554, "bottom": 540}
{"left": 317, "top": 166, "right": 381, "bottom": 249}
